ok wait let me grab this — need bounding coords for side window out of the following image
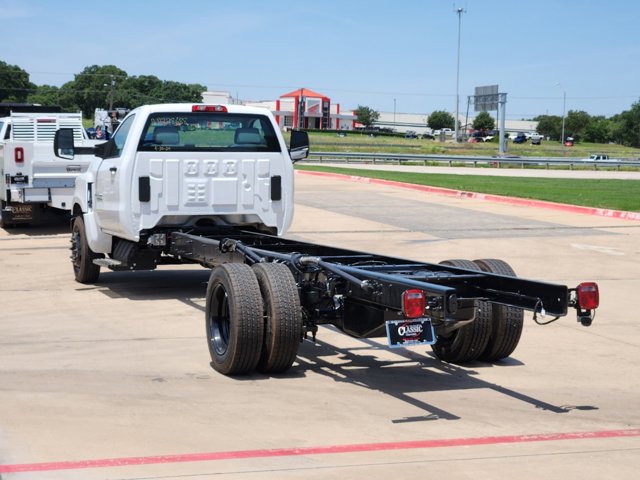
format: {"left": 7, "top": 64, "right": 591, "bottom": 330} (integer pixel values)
{"left": 110, "top": 114, "right": 135, "bottom": 157}
{"left": 1, "top": 122, "right": 10, "bottom": 140}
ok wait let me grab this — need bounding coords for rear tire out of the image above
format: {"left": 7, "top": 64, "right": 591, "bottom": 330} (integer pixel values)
{"left": 0, "top": 201, "right": 14, "bottom": 228}
{"left": 473, "top": 259, "right": 524, "bottom": 361}
{"left": 252, "top": 263, "right": 302, "bottom": 374}
{"left": 205, "top": 264, "right": 264, "bottom": 375}
{"left": 431, "top": 259, "right": 492, "bottom": 363}
{"left": 71, "top": 216, "right": 101, "bottom": 283}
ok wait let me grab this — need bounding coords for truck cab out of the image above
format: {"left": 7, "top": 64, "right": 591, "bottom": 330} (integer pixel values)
{"left": 55, "top": 103, "right": 309, "bottom": 254}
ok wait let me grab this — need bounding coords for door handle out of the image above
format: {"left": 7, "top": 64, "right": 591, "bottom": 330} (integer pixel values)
{"left": 109, "top": 167, "right": 117, "bottom": 174}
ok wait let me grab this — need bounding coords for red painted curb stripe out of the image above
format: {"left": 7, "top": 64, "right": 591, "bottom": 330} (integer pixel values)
{"left": 297, "top": 170, "right": 640, "bottom": 221}
{"left": 2, "top": 429, "right": 639, "bottom": 474}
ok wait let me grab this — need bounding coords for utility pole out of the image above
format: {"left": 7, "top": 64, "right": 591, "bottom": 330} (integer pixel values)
{"left": 454, "top": 6, "right": 465, "bottom": 142}
{"left": 555, "top": 82, "right": 566, "bottom": 144}
{"left": 498, "top": 93, "right": 507, "bottom": 154}
{"left": 561, "top": 90, "right": 566, "bottom": 145}
{"left": 108, "top": 75, "right": 115, "bottom": 111}
{"left": 393, "top": 98, "right": 396, "bottom": 128}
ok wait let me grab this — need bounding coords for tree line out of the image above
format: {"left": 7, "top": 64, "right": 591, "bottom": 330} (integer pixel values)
{"left": 3, "top": 59, "right": 639, "bottom": 147}
{"left": 0, "top": 60, "right": 205, "bottom": 118}
{"left": 533, "top": 109, "right": 640, "bottom": 146}
{"left": 430, "top": 108, "right": 640, "bottom": 147}
{"left": 358, "top": 104, "right": 640, "bottom": 148}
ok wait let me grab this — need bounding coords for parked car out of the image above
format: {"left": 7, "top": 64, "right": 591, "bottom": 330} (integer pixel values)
{"left": 404, "top": 131, "right": 418, "bottom": 139}
{"left": 422, "top": 132, "right": 435, "bottom": 140}
{"left": 512, "top": 133, "right": 528, "bottom": 144}
{"left": 531, "top": 134, "right": 543, "bottom": 145}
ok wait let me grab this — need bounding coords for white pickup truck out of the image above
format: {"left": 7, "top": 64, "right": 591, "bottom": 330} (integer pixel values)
{"left": 53, "top": 103, "right": 598, "bottom": 377}
{"left": 55, "top": 103, "right": 306, "bottom": 282}
{"left": 582, "top": 154, "right": 615, "bottom": 163}
{"left": 0, "top": 111, "right": 94, "bottom": 227}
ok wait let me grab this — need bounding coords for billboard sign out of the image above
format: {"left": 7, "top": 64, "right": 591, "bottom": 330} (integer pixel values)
{"left": 474, "top": 85, "right": 499, "bottom": 112}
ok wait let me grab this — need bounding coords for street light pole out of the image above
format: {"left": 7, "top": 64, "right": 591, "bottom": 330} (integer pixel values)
{"left": 454, "top": 7, "right": 465, "bottom": 142}
{"left": 561, "top": 90, "right": 566, "bottom": 145}
{"left": 108, "top": 75, "right": 115, "bottom": 111}
{"left": 555, "top": 82, "right": 566, "bottom": 144}
{"left": 393, "top": 98, "right": 396, "bottom": 128}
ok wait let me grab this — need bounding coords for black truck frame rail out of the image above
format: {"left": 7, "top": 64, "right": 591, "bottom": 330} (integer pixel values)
{"left": 94, "top": 227, "right": 600, "bottom": 375}
{"left": 168, "top": 230, "right": 595, "bottom": 333}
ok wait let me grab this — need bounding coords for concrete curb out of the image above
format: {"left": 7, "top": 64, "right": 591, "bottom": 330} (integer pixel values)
{"left": 297, "top": 170, "right": 640, "bottom": 222}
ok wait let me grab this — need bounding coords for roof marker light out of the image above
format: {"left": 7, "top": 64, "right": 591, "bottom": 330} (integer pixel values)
{"left": 192, "top": 105, "right": 228, "bottom": 113}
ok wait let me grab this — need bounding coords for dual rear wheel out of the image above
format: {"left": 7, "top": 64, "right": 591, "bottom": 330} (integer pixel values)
{"left": 431, "top": 258, "right": 524, "bottom": 364}
{"left": 205, "top": 263, "right": 302, "bottom": 376}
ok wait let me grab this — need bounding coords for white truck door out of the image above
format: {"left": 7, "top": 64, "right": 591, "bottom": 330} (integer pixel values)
{"left": 94, "top": 114, "right": 136, "bottom": 235}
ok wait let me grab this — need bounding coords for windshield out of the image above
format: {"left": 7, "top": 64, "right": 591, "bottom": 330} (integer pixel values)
{"left": 138, "top": 112, "right": 281, "bottom": 152}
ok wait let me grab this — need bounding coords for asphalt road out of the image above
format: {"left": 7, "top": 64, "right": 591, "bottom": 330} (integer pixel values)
{"left": 1, "top": 172, "right": 639, "bottom": 480}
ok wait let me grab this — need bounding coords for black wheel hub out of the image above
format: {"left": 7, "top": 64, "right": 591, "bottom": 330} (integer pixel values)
{"left": 209, "top": 285, "right": 231, "bottom": 356}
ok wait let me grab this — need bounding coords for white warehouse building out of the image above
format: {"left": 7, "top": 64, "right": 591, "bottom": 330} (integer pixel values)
{"left": 201, "top": 89, "right": 538, "bottom": 136}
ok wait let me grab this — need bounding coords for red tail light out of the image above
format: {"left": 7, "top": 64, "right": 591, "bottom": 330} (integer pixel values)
{"left": 15, "top": 147, "right": 24, "bottom": 164}
{"left": 402, "top": 289, "right": 426, "bottom": 318}
{"left": 192, "top": 105, "right": 228, "bottom": 113}
{"left": 577, "top": 282, "right": 599, "bottom": 310}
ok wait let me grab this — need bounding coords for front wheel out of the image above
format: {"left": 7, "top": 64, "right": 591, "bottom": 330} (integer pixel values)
{"left": 71, "top": 216, "right": 101, "bottom": 283}
{"left": 205, "top": 264, "right": 264, "bottom": 375}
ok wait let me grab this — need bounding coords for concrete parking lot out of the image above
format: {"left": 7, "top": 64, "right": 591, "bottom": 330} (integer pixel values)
{"left": 1, "top": 171, "right": 639, "bottom": 479}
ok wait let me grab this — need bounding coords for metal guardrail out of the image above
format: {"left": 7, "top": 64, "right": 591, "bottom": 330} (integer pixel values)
{"left": 305, "top": 151, "right": 640, "bottom": 170}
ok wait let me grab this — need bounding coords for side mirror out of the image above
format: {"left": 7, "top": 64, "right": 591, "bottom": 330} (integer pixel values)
{"left": 289, "top": 130, "right": 309, "bottom": 162}
{"left": 54, "top": 128, "right": 76, "bottom": 159}
{"left": 93, "top": 141, "right": 114, "bottom": 158}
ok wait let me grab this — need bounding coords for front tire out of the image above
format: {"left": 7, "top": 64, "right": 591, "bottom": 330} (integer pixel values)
{"left": 71, "top": 216, "right": 101, "bottom": 283}
{"left": 252, "top": 263, "right": 302, "bottom": 374}
{"left": 205, "top": 264, "right": 264, "bottom": 375}
{"left": 431, "top": 259, "right": 493, "bottom": 363}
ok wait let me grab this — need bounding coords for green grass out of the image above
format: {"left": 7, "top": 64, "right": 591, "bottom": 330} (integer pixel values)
{"left": 295, "top": 165, "right": 640, "bottom": 212}
{"left": 297, "top": 131, "right": 640, "bottom": 159}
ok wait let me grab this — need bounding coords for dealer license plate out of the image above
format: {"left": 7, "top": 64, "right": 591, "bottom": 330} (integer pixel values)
{"left": 386, "top": 318, "right": 436, "bottom": 348}
{"left": 10, "top": 204, "right": 34, "bottom": 221}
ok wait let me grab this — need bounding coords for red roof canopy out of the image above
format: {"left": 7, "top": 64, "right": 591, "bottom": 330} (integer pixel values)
{"left": 280, "top": 88, "right": 327, "bottom": 99}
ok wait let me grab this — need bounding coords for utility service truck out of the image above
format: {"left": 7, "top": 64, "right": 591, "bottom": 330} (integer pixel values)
{"left": 53, "top": 103, "right": 599, "bottom": 376}
{"left": 1, "top": 108, "right": 95, "bottom": 227}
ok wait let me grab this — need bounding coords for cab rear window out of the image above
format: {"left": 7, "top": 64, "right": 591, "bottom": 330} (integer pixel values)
{"left": 138, "top": 112, "right": 281, "bottom": 152}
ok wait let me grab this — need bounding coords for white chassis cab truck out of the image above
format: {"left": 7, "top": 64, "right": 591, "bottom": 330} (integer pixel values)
{"left": 54, "top": 103, "right": 599, "bottom": 376}
{"left": 0, "top": 110, "right": 94, "bottom": 227}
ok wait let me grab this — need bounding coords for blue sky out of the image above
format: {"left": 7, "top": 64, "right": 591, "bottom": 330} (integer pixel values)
{"left": 1, "top": 0, "right": 639, "bottom": 119}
